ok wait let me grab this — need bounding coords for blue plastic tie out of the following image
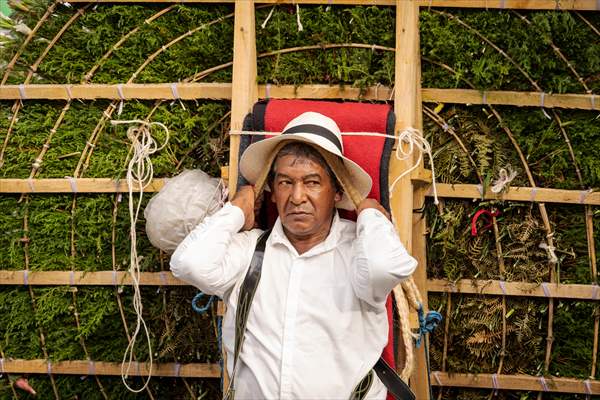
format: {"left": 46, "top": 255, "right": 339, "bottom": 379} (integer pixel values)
{"left": 415, "top": 303, "right": 442, "bottom": 348}
{"left": 191, "top": 291, "right": 215, "bottom": 314}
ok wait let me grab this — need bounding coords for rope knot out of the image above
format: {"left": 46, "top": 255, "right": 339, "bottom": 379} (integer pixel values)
{"left": 415, "top": 303, "right": 442, "bottom": 348}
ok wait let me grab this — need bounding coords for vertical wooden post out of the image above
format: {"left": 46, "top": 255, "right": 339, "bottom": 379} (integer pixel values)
{"left": 225, "top": 1, "right": 257, "bottom": 394}
{"left": 229, "top": 0, "right": 258, "bottom": 199}
{"left": 391, "top": 0, "right": 429, "bottom": 398}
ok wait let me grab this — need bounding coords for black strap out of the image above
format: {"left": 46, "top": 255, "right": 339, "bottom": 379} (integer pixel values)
{"left": 226, "top": 228, "right": 415, "bottom": 400}
{"left": 224, "top": 229, "right": 271, "bottom": 400}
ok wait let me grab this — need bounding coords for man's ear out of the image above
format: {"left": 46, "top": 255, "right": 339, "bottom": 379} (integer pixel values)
{"left": 334, "top": 191, "right": 342, "bottom": 203}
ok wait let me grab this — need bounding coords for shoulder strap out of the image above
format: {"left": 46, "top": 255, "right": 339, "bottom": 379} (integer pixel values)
{"left": 224, "top": 229, "right": 271, "bottom": 400}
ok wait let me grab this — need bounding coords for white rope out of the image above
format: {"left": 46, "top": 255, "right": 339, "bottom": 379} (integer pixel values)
{"left": 539, "top": 242, "right": 559, "bottom": 264}
{"left": 491, "top": 167, "right": 517, "bottom": 194}
{"left": 261, "top": 6, "right": 275, "bottom": 29}
{"left": 110, "top": 118, "right": 169, "bottom": 393}
{"left": 296, "top": 4, "right": 303, "bottom": 32}
{"left": 229, "top": 129, "right": 439, "bottom": 204}
{"left": 117, "top": 84, "right": 125, "bottom": 116}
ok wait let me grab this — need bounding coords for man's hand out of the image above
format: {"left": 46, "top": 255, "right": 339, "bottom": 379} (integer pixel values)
{"left": 231, "top": 185, "right": 255, "bottom": 231}
{"left": 356, "top": 198, "right": 391, "bottom": 220}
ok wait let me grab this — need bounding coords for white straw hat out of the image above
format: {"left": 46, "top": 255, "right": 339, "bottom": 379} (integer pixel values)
{"left": 239, "top": 111, "right": 372, "bottom": 210}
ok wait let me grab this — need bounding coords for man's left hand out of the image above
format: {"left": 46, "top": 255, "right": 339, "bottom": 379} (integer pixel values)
{"left": 356, "top": 198, "right": 391, "bottom": 220}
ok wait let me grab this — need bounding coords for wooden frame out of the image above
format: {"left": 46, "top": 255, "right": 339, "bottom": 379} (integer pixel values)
{"left": 1, "top": 84, "right": 597, "bottom": 111}
{"left": 62, "top": 0, "right": 600, "bottom": 11}
{"left": 1, "top": 0, "right": 598, "bottom": 397}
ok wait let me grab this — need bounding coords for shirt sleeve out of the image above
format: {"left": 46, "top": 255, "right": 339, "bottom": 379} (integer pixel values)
{"left": 351, "top": 208, "right": 418, "bottom": 308}
{"left": 169, "top": 202, "right": 260, "bottom": 298}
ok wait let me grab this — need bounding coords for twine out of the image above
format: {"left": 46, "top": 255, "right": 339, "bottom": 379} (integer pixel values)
{"left": 0, "top": 358, "right": 4, "bottom": 376}
{"left": 491, "top": 167, "right": 517, "bottom": 194}
{"left": 169, "top": 83, "right": 186, "bottom": 110}
{"left": 539, "top": 241, "right": 558, "bottom": 264}
{"left": 296, "top": 4, "right": 303, "bottom": 32}
{"left": 498, "top": 280, "right": 507, "bottom": 295}
{"left": 117, "top": 84, "right": 125, "bottom": 115}
{"left": 540, "top": 92, "right": 552, "bottom": 119}
{"left": 541, "top": 282, "right": 551, "bottom": 298}
{"left": 261, "top": 6, "right": 275, "bottom": 29}
{"left": 530, "top": 187, "right": 538, "bottom": 202}
{"left": 111, "top": 118, "right": 169, "bottom": 393}
{"left": 539, "top": 376, "right": 549, "bottom": 392}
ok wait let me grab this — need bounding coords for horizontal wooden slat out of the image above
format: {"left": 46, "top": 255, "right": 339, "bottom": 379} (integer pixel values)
{"left": 61, "top": 0, "right": 600, "bottom": 10}
{"left": 3, "top": 271, "right": 599, "bottom": 301}
{"left": 0, "top": 359, "right": 220, "bottom": 378}
{"left": 430, "top": 183, "right": 599, "bottom": 206}
{"left": 428, "top": 279, "right": 600, "bottom": 300}
{"left": 431, "top": 372, "right": 600, "bottom": 394}
{"left": 0, "top": 270, "right": 186, "bottom": 286}
{"left": 1, "top": 84, "right": 597, "bottom": 110}
{"left": 3, "top": 179, "right": 597, "bottom": 206}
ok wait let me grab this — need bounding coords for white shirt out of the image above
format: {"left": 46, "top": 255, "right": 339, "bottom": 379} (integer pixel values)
{"left": 170, "top": 203, "right": 417, "bottom": 400}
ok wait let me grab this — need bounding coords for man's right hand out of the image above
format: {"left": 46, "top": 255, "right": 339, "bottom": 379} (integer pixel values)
{"left": 231, "top": 185, "right": 255, "bottom": 231}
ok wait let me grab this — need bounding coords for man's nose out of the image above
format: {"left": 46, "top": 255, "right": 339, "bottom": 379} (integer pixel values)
{"left": 290, "top": 182, "right": 307, "bottom": 204}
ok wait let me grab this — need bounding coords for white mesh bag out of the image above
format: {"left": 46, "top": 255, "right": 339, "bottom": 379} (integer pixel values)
{"left": 144, "top": 169, "right": 225, "bottom": 253}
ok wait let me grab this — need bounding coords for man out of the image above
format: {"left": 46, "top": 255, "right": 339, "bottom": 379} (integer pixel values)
{"left": 170, "top": 112, "right": 417, "bottom": 399}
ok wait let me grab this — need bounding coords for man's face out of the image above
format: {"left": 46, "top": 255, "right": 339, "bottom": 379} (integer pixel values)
{"left": 271, "top": 154, "right": 342, "bottom": 241}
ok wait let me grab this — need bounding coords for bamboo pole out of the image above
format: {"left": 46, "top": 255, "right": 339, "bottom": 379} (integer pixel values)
{"left": 61, "top": 0, "right": 600, "bottom": 10}
{"left": 430, "top": 372, "right": 600, "bottom": 394}
{"left": 0, "top": 360, "right": 220, "bottom": 378}
{"left": 1, "top": 84, "right": 597, "bottom": 110}
{"left": 2, "top": 179, "right": 599, "bottom": 206}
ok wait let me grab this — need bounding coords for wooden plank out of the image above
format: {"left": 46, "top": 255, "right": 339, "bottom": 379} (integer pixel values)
{"left": 428, "top": 279, "right": 600, "bottom": 300}
{"left": 0, "top": 270, "right": 186, "bottom": 286}
{"left": 228, "top": 0, "right": 258, "bottom": 198}
{"left": 2, "top": 85, "right": 598, "bottom": 111}
{"left": 0, "top": 178, "right": 167, "bottom": 193}
{"left": 430, "top": 372, "right": 600, "bottom": 394}
{"left": 0, "top": 83, "right": 233, "bottom": 100}
{"left": 2, "top": 179, "right": 598, "bottom": 205}
{"left": 1, "top": 359, "right": 220, "bottom": 378}
{"left": 429, "top": 183, "right": 600, "bottom": 206}
{"left": 391, "top": 0, "right": 428, "bottom": 397}
{"left": 421, "top": 88, "right": 599, "bottom": 111}
{"left": 3, "top": 270, "right": 599, "bottom": 301}
{"left": 62, "top": 0, "right": 600, "bottom": 10}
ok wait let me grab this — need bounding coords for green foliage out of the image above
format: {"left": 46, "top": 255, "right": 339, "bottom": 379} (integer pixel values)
{"left": 1, "top": 0, "right": 599, "bottom": 398}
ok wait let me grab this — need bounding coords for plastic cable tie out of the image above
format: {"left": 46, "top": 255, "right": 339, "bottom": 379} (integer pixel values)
{"left": 160, "top": 271, "right": 168, "bottom": 286}
{"left": 539, "top": 376, "right": 549, "bottom": 392}
{"left": 174, "top": 363, "right": 181, "bottom": 378}
{"left": 116, "top": 84, "right": 125, "bottom": 100}
{"left": 66, "top": 85, "right": 73, "bottom": 101}
{"left": 491, "top": 373, "right": 500, "bottom": 390}
{"left": 584, "top": 379, "right": 592, "bottom": 395}
{"left": 540, "top": 92, "right": 551, "bottom": 119}
{"left": 530, "top": 187, "right": 538, "bottom": 202}
{"left": 265, "top": 83, "right": 271, "bottom": 99}
{"left": 88, "top": 360, "right": 95, "bottom": 375}
{"left": 65, "top": 176, "right": 78, "bottom": 193}
{"left": 433, "top": 371, "right": 443, "bottom": 386}
{"left": 482, "top": 91, "right": 488, "bottom": 105}
{"left": 18, "top": 84, "right": 27, "bottom": 100}
{"left": 476, "top": 184, "right": 484, "bottom": 197}
{"left": 170, "top": 83, "right": 180, "bottom": 100}
{"left": 47, "top": 361, "right": 52, "bottom": 375}
{"left": 69, "top": 270, "right": 75, "bottom": 286}
{"left": 579, "top": 189, "right": 592, "bottom": 204}
{"left": 541, "top": 282, "right": 551, "bottom": 298}
{"left": 27, "top": 178, "right": 35, "bottom": 193}
{"left": 23, "top": 270, "right": 29, "bottom": 286}
{"left": 591, "top": 284, "right": 600, "bottom": 300}
{"left": 499, "top": 280, "right": 507, "bottom": 295}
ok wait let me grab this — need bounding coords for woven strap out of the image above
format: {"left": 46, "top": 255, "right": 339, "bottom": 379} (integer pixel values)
{"left": 224, "top": 229, "right": 271, "bottom": 400}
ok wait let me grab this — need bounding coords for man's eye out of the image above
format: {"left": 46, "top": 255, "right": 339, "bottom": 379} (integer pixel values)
{"left": 279, "top": 180, "right": 291, "bottom": 186}
{"left": 306, "top": 181, "right": 320, "bottom": 187}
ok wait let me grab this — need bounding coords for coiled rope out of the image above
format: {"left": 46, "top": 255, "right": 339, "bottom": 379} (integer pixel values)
{"left": 111, "top": 119, "right": 169, "bottom": 393}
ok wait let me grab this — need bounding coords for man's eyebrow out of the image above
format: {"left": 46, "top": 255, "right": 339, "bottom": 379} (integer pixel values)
{"left": 274, "top": 173, "right": 322, "bottom": 180}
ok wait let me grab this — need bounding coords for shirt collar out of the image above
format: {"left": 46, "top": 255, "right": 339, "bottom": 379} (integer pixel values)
{"left": 269, "top": 211, "right": 344, "bottom": 258}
